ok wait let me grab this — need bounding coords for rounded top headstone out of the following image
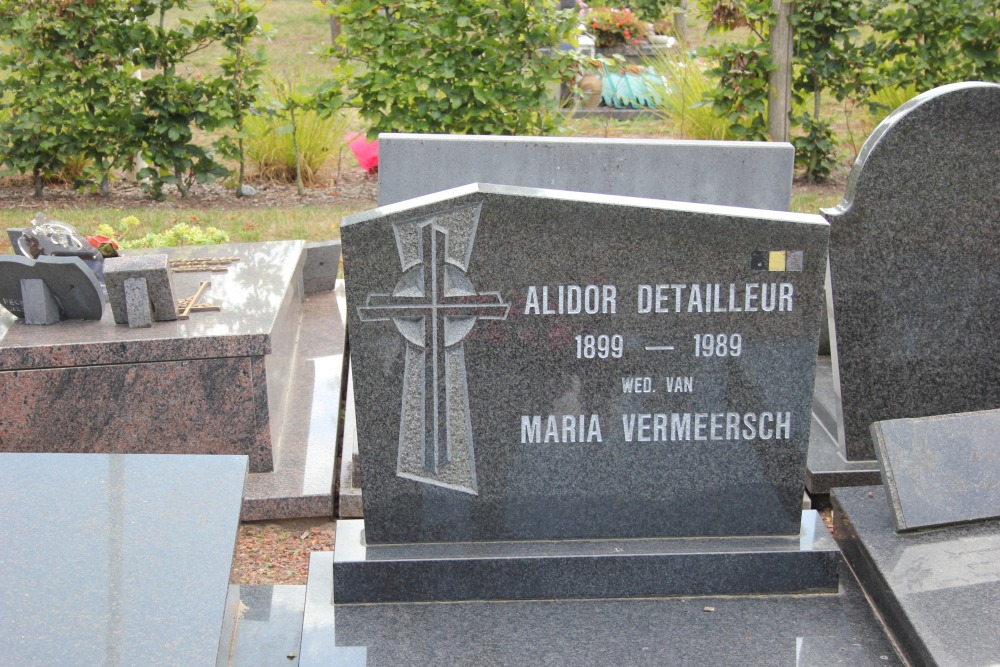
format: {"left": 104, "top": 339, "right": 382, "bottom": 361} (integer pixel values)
{"left": 825, "top": 81, "right": 1000, "bottom": 223}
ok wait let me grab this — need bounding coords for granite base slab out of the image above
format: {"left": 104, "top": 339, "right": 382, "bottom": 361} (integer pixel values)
{"left": 806, "top": 356, "right": 880, "bottom": 494}
{"left": 833, "top": 485, "right": 1000, "bottom": 667}
{"left": 227, "top": 585, "right": 306, "bottom": 666}
{"left": 242, "top": 286, "right": 346, "bottom": 521}
{"left": 292, "top": 552, "right": 899, "bottom": 666}
{"left": 333, "top": 511, "right": 840, "bottom": 604}
{"left": 0, "top": 453, "right": 247, "bottom": 667}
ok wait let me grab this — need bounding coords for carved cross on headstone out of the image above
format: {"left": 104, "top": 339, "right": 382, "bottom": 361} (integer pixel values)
{"left": 358, "top": 204, "right": 509, "bottom": 494}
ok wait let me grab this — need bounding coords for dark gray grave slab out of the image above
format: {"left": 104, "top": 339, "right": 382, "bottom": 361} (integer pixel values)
{"left": 344, "top": 184, "right": 828, "bottom": 544}
{"left": 297, "top": 553, "right": 900, "bottom": 667}
{"left": 333, "top": 512, "right": 838, "bottom": 602}
{"left": 826, "top": 81, "right": 1000, "bottom": 461}
{"left": 0, "top": 254, "right": 104, "bottom": 320}
{"left": 0, "top": 452, "right": 247, "bottom": 666}
{"left": 104, "top": 253, "right": 177, "bottom": 324}
{"left": 339, "top": 183, "right": 835, "bottom": 603}
{"left": 871, "top": 408, "right": 1000, "bottom": 532}
{"left": 833, "top": 485, "right": 1000, "bottom": 667}
{"left": 378, "top": 134, "right": 794, "bottom": 210}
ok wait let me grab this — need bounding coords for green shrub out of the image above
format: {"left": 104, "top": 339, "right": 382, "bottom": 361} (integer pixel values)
{"left": 867, "top": 84, "right": 920, "bottom": 122}
{"left": 245, "top": 107, "right": 349, "bottom": 185}
{"left": 319, "top": 0, "right": 580, "bottom": 138}
{"left": 122, "top": 223, "right": 231, "bottom": 249}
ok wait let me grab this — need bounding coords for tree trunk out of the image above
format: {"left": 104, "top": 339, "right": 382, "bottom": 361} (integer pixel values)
{"left": 767, "top": 0, "right": 794, "bottom": 142}
{"left": 673, "top": 0, "right": 688, "bottom": 44}
{"left": 290, "top": 106, "right": 304, "bottom": 196}
{"left": 33, "top": 167, "right": 43, "bottom": 199}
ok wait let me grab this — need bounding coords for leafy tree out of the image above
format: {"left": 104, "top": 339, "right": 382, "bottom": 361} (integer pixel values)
{"left": 868, "top": 0, "right": 999, "bottom": 92}
{"left": 789, "top": 0, "right": 868, "bottom": 181}
{"left": 696, "top": 0, "right": 773, "bottom": 140}
{"left": 318, "top": 0, "right": 581, "bottom": 138}
{"left": 0, "top": 1, "right": 143, "bottom": 197}
{"left": 213, "top": 0, "right": 268, "bottom": 197}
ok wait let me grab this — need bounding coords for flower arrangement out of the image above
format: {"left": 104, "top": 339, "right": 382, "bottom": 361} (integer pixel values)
{"left": 585, "top": 6, "right": 648, "bottom": 48}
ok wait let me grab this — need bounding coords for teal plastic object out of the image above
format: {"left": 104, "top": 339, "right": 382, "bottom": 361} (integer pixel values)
{"left": 600, "top": 69, "right": 665, "bottom": 109}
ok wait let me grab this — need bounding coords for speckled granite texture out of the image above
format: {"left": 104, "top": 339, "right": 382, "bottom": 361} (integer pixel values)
{"left": 342, "top": 184, "right": 829, "bottom": 544}
{"left": 826, "top": 82, "right": 1000, "bottom": 460}
{"left": 871, "top": 408, "right": 1000, "bottom": 531}
{"left": 295, "top": 552, "right": 900, "bottom": 667}
{"left": 0, "top": 241, "right": 305, "bottom": 473}
{"left": 0, "top": 453, "right": 246, "bottom": 667}
{"left": 834, "top": 485, "right": 1000, "bottom": 667}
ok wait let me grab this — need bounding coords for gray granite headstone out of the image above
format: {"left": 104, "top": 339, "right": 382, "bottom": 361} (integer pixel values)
{"left": 343, "top": 183, "right": 829, "bottom": 545}
{"left": 826, "top": 82, "right": 1000, "bottom": 460}
{"left": 871, "top": 408, "right": 1000, "bottom": 532}
{"left": 124, "top": 277, "right": 154, "bottom": 328}
{"left": 378, "top": 134, "right": 795, "bottom": 210}
{"left": 104, "top": 254, "right": 177, "bottom": 324}
{"left": 0, "top": 255, "right": 105, "bottom": 321}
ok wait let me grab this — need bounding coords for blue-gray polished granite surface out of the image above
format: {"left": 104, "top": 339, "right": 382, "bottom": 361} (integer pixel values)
{"left": 833, "top": 485, "right": 1000, "bottom": 666}
{"left": 871, "top": 408, "right": 1000, "bottom": 531}
{"left": 0, "top": 453, "right": 246, "bottom": 667}
{"left": 342, "top": 184, "right": 829, "bottom": 544}
{"left": 296, "top": 552, "right": 900, "bottom": 667}
{"left": 0, "top": 241, "right": 305, "bottom": 472}
{"left": 825, "top": 82, "right": 1000, "bottom": 461}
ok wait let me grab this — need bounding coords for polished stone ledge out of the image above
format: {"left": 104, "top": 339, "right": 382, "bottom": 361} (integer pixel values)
{"left": 332, "top": 511, "right": 840, "bottom": 603}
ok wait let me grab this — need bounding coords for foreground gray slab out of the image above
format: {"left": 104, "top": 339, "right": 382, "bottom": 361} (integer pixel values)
{"left": 826, "top": 81, "right": 1000, "bottom": 460}
{"left": 378, "top": 134, "right": 794, "bottom": 210}
{"left": 833, "top": 485, "right": 1000, "bottom": 667}
{"left": 343, "top": 183, "right": 829, "bottom": 544}
{"left": 872, "top": 408, "right": 1000, "bottom": 531}
{"left": 293, "top": 553, "right": 899, "bottom": 667}
{"left": 0, "top": 453, "right": 247, "bottom": 667}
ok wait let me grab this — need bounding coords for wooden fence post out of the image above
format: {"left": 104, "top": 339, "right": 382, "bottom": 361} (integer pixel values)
{"left": 768, "top": 0, "right": 794, "bottom": 142}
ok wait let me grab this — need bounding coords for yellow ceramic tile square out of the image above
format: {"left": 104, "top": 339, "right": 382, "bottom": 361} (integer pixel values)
{"left": 768, "top": 250, "right": 786, "bottom": 271}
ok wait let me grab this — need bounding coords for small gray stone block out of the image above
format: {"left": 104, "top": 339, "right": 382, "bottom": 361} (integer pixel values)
{"left": 124, "top": 277, "right": 153, "bottom": 328}
{"left": 104, "top": 254, "right": 177, "bottom": 324}
{"left": 20, "top": 278, "right": 61, "bottom": 325}
{"left": 303, "top": 241, "right": 341, "bottom": 294}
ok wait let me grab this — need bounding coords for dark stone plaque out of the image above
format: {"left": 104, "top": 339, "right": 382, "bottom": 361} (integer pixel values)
{"left": 872, "top": 408, "right": 1000, "bottom": 531}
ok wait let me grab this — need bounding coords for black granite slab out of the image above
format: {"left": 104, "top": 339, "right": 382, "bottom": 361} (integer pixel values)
{"left": 872, "top": 408, "right": 1000, "bottom": 531}
{"left": 825, "top": 82, "right": 1000, "bottom": 460}
{"left": 0, "top": 453, "right": 246, "bottom": 666}
{"left": 342, "top": 184, "right": 829, "bottom": 544}
{"left": 295, "top": 553, "right": 900, "bottom": 667}
{"left": 333, "top": 512, "right": 839, "bottom": 603}
{"left": 833, "top": 485, "right": 1000, "bottom": 666}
